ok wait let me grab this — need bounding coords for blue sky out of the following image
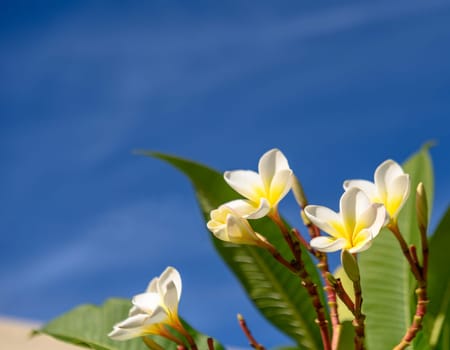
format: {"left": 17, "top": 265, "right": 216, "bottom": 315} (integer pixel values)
{"left": 1, "top": 0, "right": 449, "bottom": 348}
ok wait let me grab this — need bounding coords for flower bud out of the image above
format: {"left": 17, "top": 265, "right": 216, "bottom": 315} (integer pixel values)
{"left": 341, "top": 250, "right": 360, "bottom": 282}
{"left": 416, "top": 182, "right": 429, "bottom": 234}
{"left": 292, "top": 175, "right": 308, "bottom": 209}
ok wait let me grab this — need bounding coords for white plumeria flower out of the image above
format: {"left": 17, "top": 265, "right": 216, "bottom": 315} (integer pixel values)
{"left": 223, "top": 148, "right": 293, "bottom": 218}
{"left": 304, "top": 188, "right": 386, "bottom": 254}
{"left": 343, "top": 159, "right": 410, "bottom": 221}
{"left": 108, "top": 267, "right": 182, "bottom": 340}
{"left": 207, "top": 204, "right": 270, "bottom": 247}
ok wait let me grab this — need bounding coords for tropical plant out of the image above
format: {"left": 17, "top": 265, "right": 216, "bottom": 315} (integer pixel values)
{"left": 36, "top": 145, "right": 449, "bottom": 350}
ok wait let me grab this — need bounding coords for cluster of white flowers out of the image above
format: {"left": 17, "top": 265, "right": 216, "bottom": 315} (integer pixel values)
{"left": 108, "top": 148, "right": 411, "bottom": 344}
{"left": 207, "top": 148, "right": 410, "bottom": 254}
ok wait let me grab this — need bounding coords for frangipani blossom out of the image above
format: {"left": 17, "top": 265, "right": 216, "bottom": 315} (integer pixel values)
{"left": 223, "top": 148, "right": 293, "bottom": 218}
{"left": 207, "top": 204, "right": 270, "bottom": 247}
{"left": 305, "top": 188, "right": 386, "bottom": 254}
{"left": 108, "top": 267, "right": 182, "bottom": 341}
{"left": 344, "top": 159, "right": 410, "bottom": 220}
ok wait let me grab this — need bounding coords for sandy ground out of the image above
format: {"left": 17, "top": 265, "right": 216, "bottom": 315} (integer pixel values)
{"left": 0, "top": 317, "right": 80, "bottom": 350}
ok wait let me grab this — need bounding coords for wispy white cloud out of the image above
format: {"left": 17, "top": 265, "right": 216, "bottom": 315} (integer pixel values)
{"left": 2, "top": 0, "right": 448, "bottom": 106}
{"left": 0, "top": 195, "right": 211, "bottom": 293}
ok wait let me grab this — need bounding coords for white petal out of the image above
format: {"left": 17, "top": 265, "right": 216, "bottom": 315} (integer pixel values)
{"left": 157, "top": 267, "right": 182, "bottom": 304}
{"left": 141, "top": 306, "right": 168, "bottom": 325}
{"left": 146, "top": 277, "right": 158, "bottom": 294}
{"left": 115, "top": 314, "right": 148, "bottom": 329}
{"left": 304, "top": 205, "right": 343, "bottom": 238}
{"left": 374, "top": 159, "right": 405, "bottom": 199}
{"left": 206, "top": 218, "right": 225, "bottom": 234}
{"left": 340, "top": 188, "right": 370, "bottom": 234}
{"left": 162, "top": 280, "right": 180, "bottom": 314}
{"left": 354, "top": 202, "right": 379, "bottom": 234}
{"left": 258, "top": 149, "right": 290, "bottom": 190}
{"left": 226, "top": 213, "right": 259, "bottom": 245}
{"left": 223, "top": 199, "right": 263, "bottom": 218}
{"left": 348, "top": 229, "right": 373, "bottom": 253}
{"left": 108, "top": 326, "right": 143, "bottom": 340}
{"left": 310, "top": 236, "right": 347, "bottom": 253}
{"left": 224, "top": 170, "right": 264, "bottom": 203}
{"left": 128, "top": 305, "right": 142, "bottom": 316}
{"left": 386, "top": 174, "right": 410, "bottom": 218}
{"left": 108, "top": 308, "right": 168, "bottom": 340}
{"left": 132, "top": 292, "right": 160, "bottom": 315}
{"left": 366, "top": 203, "right": 386, "bottom": 239}
{"left": 268, "top": 169, "right": 293, "bottom": 206}
{"left": 343, "top": 180, "right": 378, "bottom": 201}
{"left": 245, "top": 198, "right": 271, "bottom": 219}
{"left": 208, "top": 206, "right": 230, "bottom": 234}
{"left": 211, "top": 226, "right": 228, "bottom": 241}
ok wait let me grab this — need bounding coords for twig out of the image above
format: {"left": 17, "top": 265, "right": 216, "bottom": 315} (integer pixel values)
{"left": 269, "top": 210, "right": 331, "bottom": 350}
{"left": 292, "top": 227, "right": 320, "bottom": 257}
{"left": 207, "top": 338, "right": 215, "bottom": 350}
{"left": 159, "top": 325, "right": 186, "bottom": 347}
{"left": 352, "top": 278, "right": 366, "bottom": 350}
{"left": 296, "top": 215, "right": 341, "bottom": 349}
{"left": 172, "top": 319, "right": 198, "bottom": 350}
{"left": 293, "top": 248, "right": 331, "bottom": 350}
{"left": 389, "top": 216, "right": 429, "bottom": 350}
{"left": 142, "top": 337, "right": 165, "bottom": 350}
{"left": 393, "top": 287, "right": 428, "bottom": 349}
{"left": 269, "top": 210, "right": 300, "bottom": 260}
{"left": 334, "top": 278, "right": 355, "bottom": 313}
{"left": 317, "top": 258, "right": 341, "bottom": 349}
{"left": 264, "top": 243, "right": 297, "bottom": 274}
{"left": 237, "top": 314, "right": 266, "bottom": 350}
{"left": 410, "top": 245, "right": 420, "bottom": 267}
{"left": 388, "top": 223, "right": 422, "bottom": 281}
{"left": 298, "top": 198, "right": 342, "bottom": 348}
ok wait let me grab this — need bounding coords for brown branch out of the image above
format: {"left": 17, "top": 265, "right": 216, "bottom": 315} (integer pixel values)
{"left": 142, "top": 337, "right": 164, "bottom": 350}
{"left": 388, "top": 223, "right": 422, "bottom": 281}
{"left": 171, "top": 319, "right": 198, "bottom": 350}
{"left": 334, "top": 278, "right": 355, "bottom": 313}
{"left": 268, "top": 210, "right": 331, "bottom": 350}
{"left": 237, "top": 314, "right": 266, "bottom": 350}
{"left": 269, "top": 210, "right": 300, "bottom": 261}
{"left": 317, "top": 257, "right": 341, "bottom": 349}
{"left": 410, "top": 245, "right": 420, "bottom": 268}
{"left": 390, "top": 219, "right": 429, "bottom": 349}
{"left": 207, "top": 337, "right": 215, "bottom": 350}
{"left": 293, "top": 251, "right": 332, "bottom": 350}
{"left": 352, "top": 278, "right": 366, "bottom": 350}
{"left": 264, "top": 243, "right": 297, "bottom": 274}
{"left": 291, "top": 227, "right": 320, "bottom": 257}
{"left": 393, "top": 287, "right": 428, "bottom": 350}
{"left": 302, "top": 219, "right": 341, "bottom": 349}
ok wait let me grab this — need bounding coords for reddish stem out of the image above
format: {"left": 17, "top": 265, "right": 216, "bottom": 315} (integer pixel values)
{"left": 207, "top": 337, "right": 215, "bottom": 350}
{"left": 269, "top": 210, "right": 331, "bottom": 350}
{"left": 237, "top": 314, "right": 266, "bottom": 350}
{"left": 389, "top": 222, "right": 429, "bottom": 349}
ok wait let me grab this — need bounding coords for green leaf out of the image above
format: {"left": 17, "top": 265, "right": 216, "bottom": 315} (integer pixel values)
{"left": 333, "top": 266, "right": 354, "bottom": 322}
{"left": 422, "top": 206, "right": 450, "bottom": 349}
{"left": 337, "top": 321, "right": 355, "bottom": 350}
{"left": 35, "top": 298, "right": 223, "bottom": 350}
{"left": 358, "top": 145, "right": 434, "bottom": 350}
{"left": 146, "top": 151, "right": 325, "bottom": 350}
